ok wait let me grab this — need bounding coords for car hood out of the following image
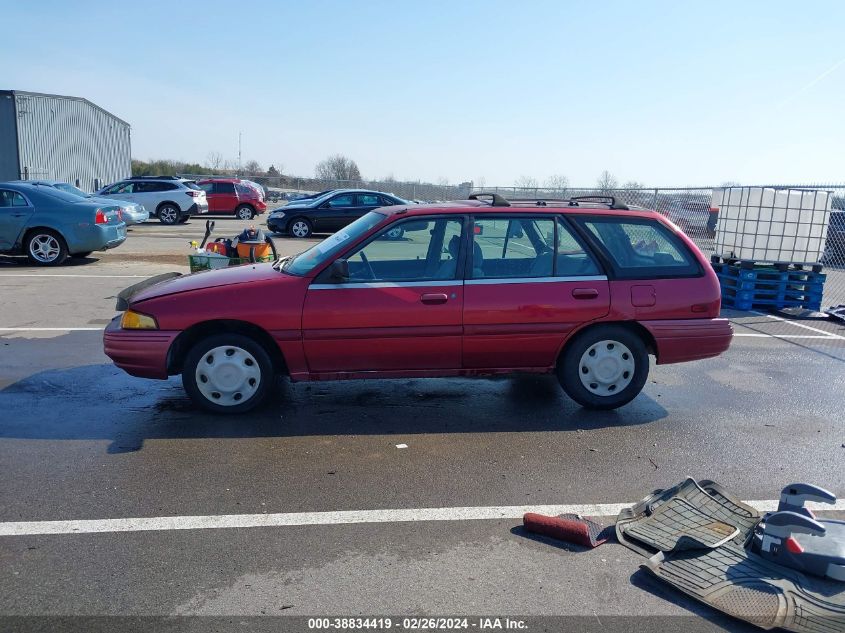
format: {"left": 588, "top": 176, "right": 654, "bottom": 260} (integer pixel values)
{"left": 131, "top": 263, "right": 282, "bottom": 304}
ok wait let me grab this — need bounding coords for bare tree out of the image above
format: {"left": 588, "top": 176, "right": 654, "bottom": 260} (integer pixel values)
{"left": 621, "top": 180, "right": 644, "bottom": 191}
{"left": 206, "top": 151, "right": 223, "bottom": 171}
{"left": 544, "top": 174, "right": 569, "bottom": 193}
{"left": 315, "top": 154, "right": 362, "bottom": 181}
{"left": 475, "top": 176, "right": 486, "bottom": 190}
{"left": 596, "top": 170, "right": 619, "bottom": 193}
{"left": 243, "top": 160, "right": 263, "bottom": 175}
{"left": 437, "top": 177, "right": 450, "bottom": 187}
{"left": 514, "top": 175, "right": 538, "bottom": 189}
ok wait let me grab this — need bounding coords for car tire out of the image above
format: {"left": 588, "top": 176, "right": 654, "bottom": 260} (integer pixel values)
{"left": 157, "top": 204, "right": 180, "bottom": 225}
{"left": 556, "top": 325, "right": 649, "bottom": 410}
{"left": 288, "top": 217, "right": 313, "bottom": 238}
{"left": 236, "top": 205, "right": 255, "bottom": 220}
{"left": 71, "top": 251, "right": 93, "bottom": 258}
{"left": 386, "top": 226, "right": 405, "bottom": 240}
{"left": 25, "top": 229, "right": 68, "bottom": 266}
{"left": 182, "top": 333, "right": 274, "bottom": 414}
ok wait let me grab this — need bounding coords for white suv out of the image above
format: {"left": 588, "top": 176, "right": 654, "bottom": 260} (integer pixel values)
{"left": 97, "top": 176, "right": 208, "bottom": 225}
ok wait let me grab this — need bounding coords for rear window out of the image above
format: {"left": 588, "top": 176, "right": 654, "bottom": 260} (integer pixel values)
{"left": 181, "top": 181, "right": 201, "bottom": 191}
{"left": 575, "top": 217, "right": 701, "bottom": 278}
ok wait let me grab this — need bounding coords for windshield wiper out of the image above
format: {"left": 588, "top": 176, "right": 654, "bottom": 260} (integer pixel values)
{"left": 273, "top": 255, "right": 292, "bottom": 271}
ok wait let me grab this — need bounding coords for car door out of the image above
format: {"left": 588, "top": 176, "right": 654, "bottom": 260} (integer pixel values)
{"left": 129, "top": 182, "right": 159, "bottom": 213}
{"left": 462, "top": 215, "right": 610, "bottom": 369}
{"left": 314, "top": 193, "right": 356, "bottom": 232}
{"left": 198, "top": 182, "right": 217, "bottom": 212}
{"left": 302, "top": 216, "right": 465, "bottom": 373}
{"left": 101, "top": 182, "right": 136, "bottom": 205}
{"left": 0, "top": 189, "right": 35, "bottom": 250}
{"left": 212, "top": 181, "right": 237, "bottom": 214}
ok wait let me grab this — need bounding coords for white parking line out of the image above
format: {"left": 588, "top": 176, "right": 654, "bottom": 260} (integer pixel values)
{"left": 0, "top": 327, "right": 104, "bottom": 332}
{"left": 751, "top": 310, "right": 845, "bottom": 340}
{"left": 0, "top": 274, "right": 147, "bottom": 278}
{"left": 1, "top": 499, "right": 843, "bottom": 537}
{"left": 733, "top": 333, "right": 839, "bottom": 339}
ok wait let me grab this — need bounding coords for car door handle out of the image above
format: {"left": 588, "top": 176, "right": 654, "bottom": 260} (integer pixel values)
{"left": 420, "top": 293, "right": 449, "bottom": 305}
{"left": 571, "top": 288, "right": 600, "bottom": 300}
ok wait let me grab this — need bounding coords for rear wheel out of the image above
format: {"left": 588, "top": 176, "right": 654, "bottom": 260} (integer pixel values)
{"left": 26, "top": 230, "right": 68, "bottom": 266}
{"left": 236, "top": 205, "right": 255, "bottom": 220}
{"left": 557, "top": 325, "right": 649, "bottom": 410}
{"left": 182, "top": 334, "right": 274, "bottom": 414}
{"left": 288, "top": 217, "right": 312, "bottom": 238}
{"left": 157, "top": 204, "right": 180, "bottom": 225}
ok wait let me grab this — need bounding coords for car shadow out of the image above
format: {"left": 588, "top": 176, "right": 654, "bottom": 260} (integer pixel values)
{"left": 0, "top": 255, "right": 101, "bottom": 268}
{"left": 0, "top": 350, "right": 668, "bottom": 453}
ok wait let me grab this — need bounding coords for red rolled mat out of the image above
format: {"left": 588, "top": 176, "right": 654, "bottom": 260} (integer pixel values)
{"left": 522, "top": 512, "right": 607, "bottom": 548}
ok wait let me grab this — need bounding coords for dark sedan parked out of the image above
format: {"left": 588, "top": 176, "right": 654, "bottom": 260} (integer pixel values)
{"left": 0, "top": 182, "right": 125, "bottom": 265}
{"left": 266, "top": 189, "right": 408, "bottom": 238}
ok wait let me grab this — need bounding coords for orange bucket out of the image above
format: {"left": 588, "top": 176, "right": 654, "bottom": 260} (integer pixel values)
{"left": 236, "top": 241, "right": 272, "bottom": 259}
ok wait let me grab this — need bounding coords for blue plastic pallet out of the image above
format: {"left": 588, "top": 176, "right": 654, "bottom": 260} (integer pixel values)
{"left": 721, "top": 295, "right": 822, "bottom": 311}
{"left": 716, "top": 274, "right": 825, "bottom": 293}
{"left": 712, "top": 263, "right": 826, "bottom": 284}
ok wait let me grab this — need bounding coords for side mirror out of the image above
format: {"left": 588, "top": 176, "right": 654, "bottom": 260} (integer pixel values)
{"left": 329, "top": 258, "right": 349, "bottom": 281}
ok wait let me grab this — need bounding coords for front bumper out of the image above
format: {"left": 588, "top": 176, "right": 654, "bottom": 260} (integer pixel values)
{"left": 188, "top": 202, "right": 209, "bottom": 215}
{"left": 641, "top": 318, "right": 733, "bottom": 364}
{"left": 103, "top": 316, "right": 179, "bottom": 379}
{"left": 266, "top": 215, "right": 287, "bottom": 234}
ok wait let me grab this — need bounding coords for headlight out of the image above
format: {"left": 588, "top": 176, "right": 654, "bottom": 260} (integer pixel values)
{"left": 271, "top": 211, "right": 285, "bottom": 219}
{"left": 121, "top": 309, "right": 159, "bottom": 330}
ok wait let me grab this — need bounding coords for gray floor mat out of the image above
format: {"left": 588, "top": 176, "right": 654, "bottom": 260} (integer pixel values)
{"left": 644, "top": 544, "right": 845, "bottom": 632}
{"left": 624, "top": 497, "right": 740, "bottom": 552}
{"left": 617, "top": 477, "right": 760, "bottom": 556}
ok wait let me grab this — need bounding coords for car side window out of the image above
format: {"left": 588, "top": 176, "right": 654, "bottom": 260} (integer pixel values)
{"left": 344, "top": 218, "right": 464, "bottom": 282}
{"left": 470, "top": 217, "right": 555, "bottom": 278}
{"left": 577, "top": 217, "right": 700, "bottom": 277}
{"left": 327, "top": 194, "right": 354, "bottom": 208}
{"left": 556, "top": 219, "right": 601, "bottom": 276}
{"left": 216, "top": 182, "right": 236, "bottom": 194}
{"left": 109, "top": 182, "right": 133, "bottom": 194}
{"left": 357, "top": 194, "right": 381, "bottom": 206}
{"left": 199, "top": 183, "right": 214, "bottom": 194}
{"left": 0, "top": 190, "right": 28, "bottom": 207}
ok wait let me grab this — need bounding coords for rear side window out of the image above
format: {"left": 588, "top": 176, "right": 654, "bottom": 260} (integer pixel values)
{"left": 234, "top": 183, "right": 253, "bottom": 196}
{"left": 182, "top": 181, "right": 201, "bottom": 191}
{"left": 576, "top": 217, "right": 701, "bottom": 278}
{"left": 0, "top": 190, "right": 28, "bottom": 207}
{"left": 215, "top": 182, "right": 236, "bottom": 194}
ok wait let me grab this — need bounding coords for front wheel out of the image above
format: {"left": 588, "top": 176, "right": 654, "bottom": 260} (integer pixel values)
{"left": 557, "top": 325, "right": 649, "bottom": 410}
{"left": 71, "top": 251, "right": 93, "bottom": 258}
{"left": 236, "top": 205, "right": 255, "bottom": 220}
{"left": 288, "top": 217, "right": 312, "bottom": 238}
{"left": 26, "top": 230, "right": 68, "bottom": 266}
{"left": 182, "top": 334, "right": 274, "bottom": 413}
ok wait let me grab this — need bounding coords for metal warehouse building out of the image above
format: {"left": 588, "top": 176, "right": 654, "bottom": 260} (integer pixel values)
{"left": 0, "top": 90, "right": 131, "bottom": 192}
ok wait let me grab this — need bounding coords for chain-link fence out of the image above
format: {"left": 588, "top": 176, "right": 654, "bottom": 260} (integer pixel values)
{"left": 472, "top": 184, "right": 845, "bottom": 312}
{"left": 180, "top": 173, "right": 845, "bottom": 312}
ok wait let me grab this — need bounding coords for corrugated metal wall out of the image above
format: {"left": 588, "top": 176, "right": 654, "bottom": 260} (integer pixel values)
{"left": 0, "top": 93, "right": 20, "bottom": 181}
{"left": 13, "top": 92, "right": 131, "bottom": 192}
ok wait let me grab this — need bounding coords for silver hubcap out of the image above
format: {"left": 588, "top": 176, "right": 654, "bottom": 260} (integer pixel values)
{"left": 291, "top": 221, "right": 309, "bottom": 237}
{"left": 195, "top": 345, "right": 261, "bottom": 407}
{"left": 578, "top": 339, "right": 635, "bottom": 397}
{"left": 238, "top": 208, "right": 252, "bottom": 219}
{"left": 387, "top": 228, "right": 402, "bottom": 239}
{"left": 29, "top": 234, "right": 61, "bottom": 263}
{"left": 160, "top": 207, "right": 177, "bottom": 223}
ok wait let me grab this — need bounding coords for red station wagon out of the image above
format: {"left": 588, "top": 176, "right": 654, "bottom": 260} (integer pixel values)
{"left": 104, "top": 194, "right": 733, "bottom": 413}
{"left": 197, "top": 178, "right": 267, "bottom": 220}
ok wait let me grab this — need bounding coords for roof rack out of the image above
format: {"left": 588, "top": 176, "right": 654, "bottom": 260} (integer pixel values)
{"left": 468, "top": 193, "right": 630, "bottom": 210}
{"left": 129, "top": 175, "right": 183, "bottom": 180}
{"left": 467, "top": 192, "right": 511, "bottom": 207}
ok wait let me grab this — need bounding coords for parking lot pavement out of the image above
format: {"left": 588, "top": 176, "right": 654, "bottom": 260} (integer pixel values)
{"left": 1, "top": 223, "right": 844, "bottom": 628}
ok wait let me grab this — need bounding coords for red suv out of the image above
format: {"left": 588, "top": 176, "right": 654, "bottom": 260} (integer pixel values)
{"left": 197, "top": 178, "right": 267, "bottom": 220}
{"left": 104, "top": 196, "right": 732, "bottom": 413}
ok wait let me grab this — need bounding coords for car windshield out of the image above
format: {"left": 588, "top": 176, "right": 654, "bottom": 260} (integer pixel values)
{"left": 281, "top": 211, "right": 386, "bottom": 275}
{"left": 53, "top": 183, "right": 89, "bottom": 197}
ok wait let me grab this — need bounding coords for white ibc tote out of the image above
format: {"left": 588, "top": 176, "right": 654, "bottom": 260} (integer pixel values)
{"left": 712, "top": 187, "right": 832, "bottom": 265}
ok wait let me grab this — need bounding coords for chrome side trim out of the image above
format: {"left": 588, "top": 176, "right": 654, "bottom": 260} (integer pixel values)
{"left": 310, "top": 280, "right": 464, "bottom": 290}
{"left": 465, "top": 275, "right": 608, "bottom": 285}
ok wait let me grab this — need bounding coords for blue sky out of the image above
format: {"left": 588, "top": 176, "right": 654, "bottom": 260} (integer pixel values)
{"left": 1, "top": 0, "right": 844, "bottom": 186}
